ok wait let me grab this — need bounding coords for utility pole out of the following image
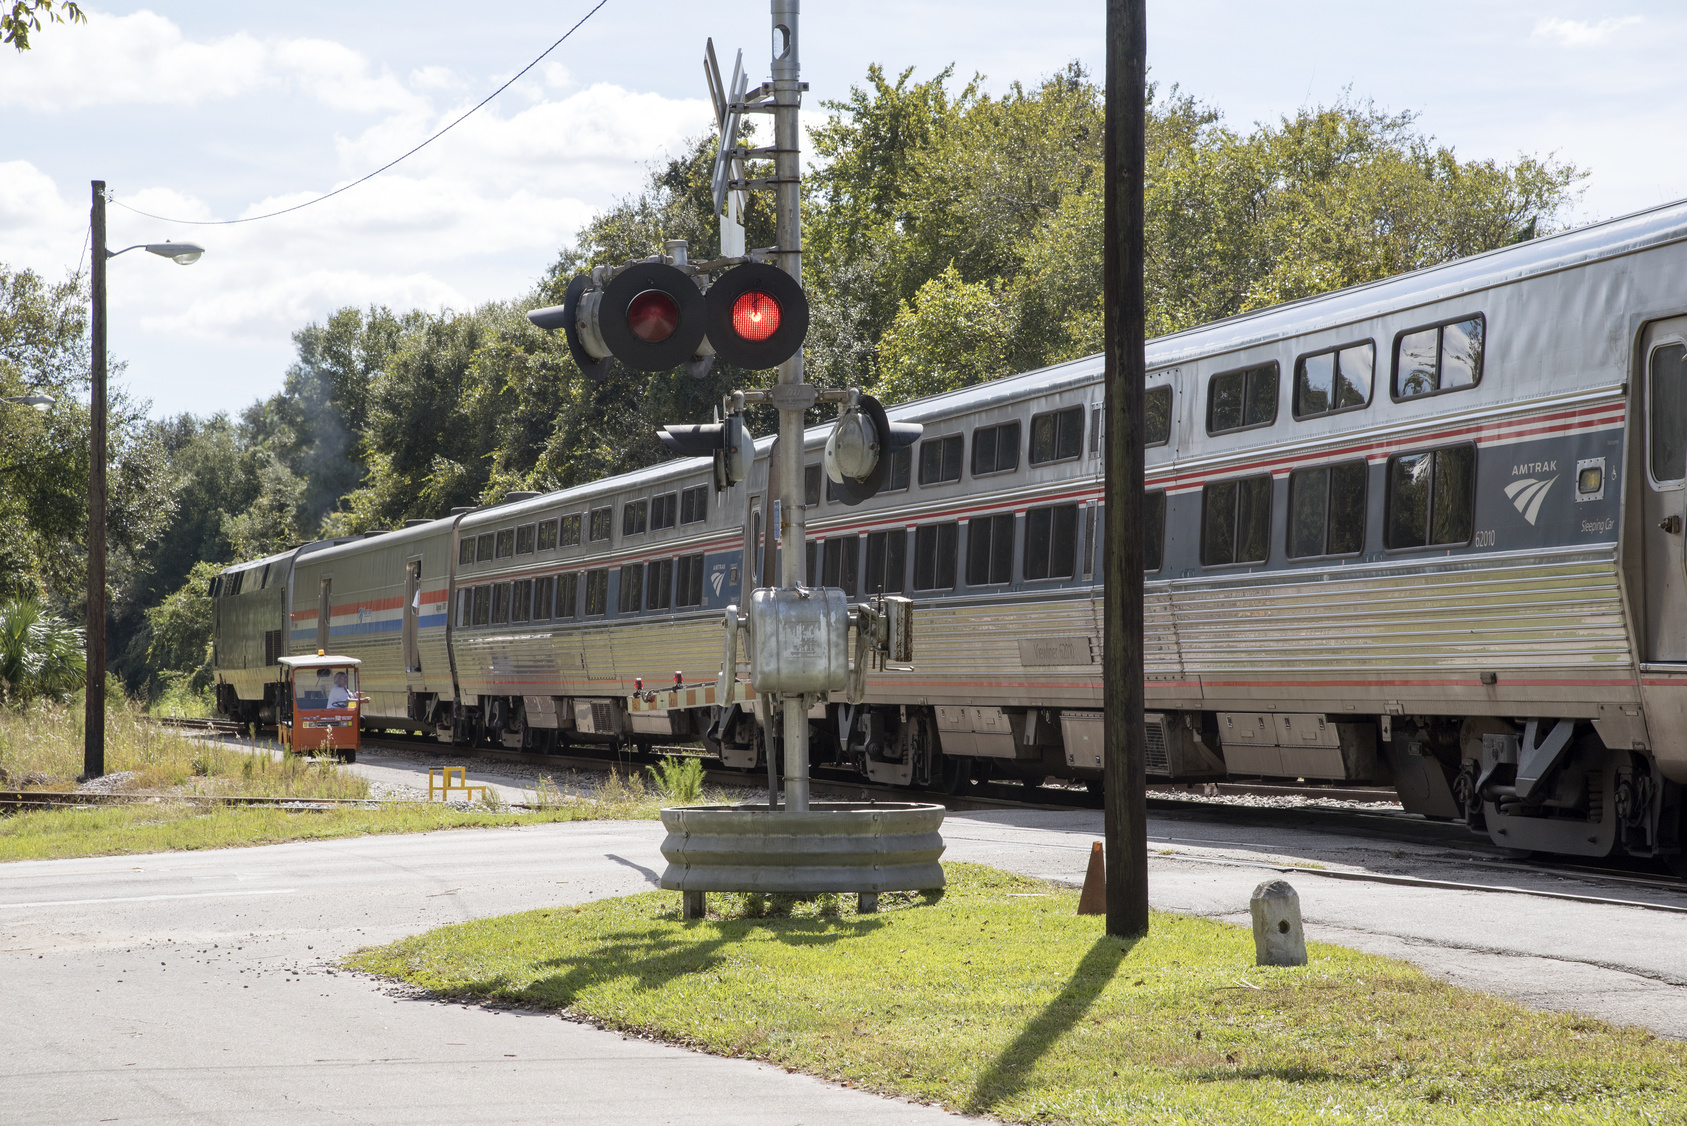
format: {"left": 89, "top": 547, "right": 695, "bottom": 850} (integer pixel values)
{"left": 85, "top": 179, "right": 107, "bottom": 781}
{"left": 769, "top": 0, "right": 810, "bottom": 812}
{"left": 1102, "top": 0, "right": 1149, "bottom": 936}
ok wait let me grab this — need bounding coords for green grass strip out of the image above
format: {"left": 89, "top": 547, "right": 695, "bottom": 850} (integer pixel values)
{"left": 0, "top": 802, "right": 623, "bottom": 863}
{"left": 350, "top": 863, "right": 1687, "bottom": 1125}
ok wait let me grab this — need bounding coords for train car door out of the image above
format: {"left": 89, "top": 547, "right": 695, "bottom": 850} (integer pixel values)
{"left": 402, "top": 558, "right": 422, "bottom": 677}
{"left": 1640, "top": 316, "right": 1687, "bottom": 662}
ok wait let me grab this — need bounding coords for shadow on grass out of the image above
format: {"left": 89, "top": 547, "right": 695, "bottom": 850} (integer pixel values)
{"left": 965, "top": 933, "right": 1136, "bottom": 1115}
{"left": 444, "top": 912, "right": 889, "bottom": 1011}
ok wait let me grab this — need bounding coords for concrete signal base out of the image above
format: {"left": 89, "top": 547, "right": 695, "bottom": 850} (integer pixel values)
{"left": 658, "top": 802, "right": 947, "bottom": 917}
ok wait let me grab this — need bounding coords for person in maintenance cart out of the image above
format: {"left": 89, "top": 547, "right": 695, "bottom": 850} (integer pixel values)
{"left": 327, "top": 671, "right": 352, "bottom": 708}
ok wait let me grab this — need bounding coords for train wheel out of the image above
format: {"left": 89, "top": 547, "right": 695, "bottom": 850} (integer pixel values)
{"left": 929, "top": 755, "right": 973, "bottom": 795}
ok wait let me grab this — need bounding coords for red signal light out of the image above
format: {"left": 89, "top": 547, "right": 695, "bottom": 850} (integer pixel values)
{"left": 731, "top": 291, "right": 781, "bottom": 342}
{"left": 627, "top": 290, "right": 680, "bottom": 343}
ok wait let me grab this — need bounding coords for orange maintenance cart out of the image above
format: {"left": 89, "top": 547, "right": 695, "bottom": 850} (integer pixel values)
{"left": 276, "top": 653, "right": 364, "bottom": 761}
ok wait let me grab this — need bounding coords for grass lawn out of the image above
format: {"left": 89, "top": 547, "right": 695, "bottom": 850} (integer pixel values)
{"left": 350, "top": 863, "right": 1687, "bottom": 1125}
{"left": 0, "top": 801, "right": 647, "bottom": 863}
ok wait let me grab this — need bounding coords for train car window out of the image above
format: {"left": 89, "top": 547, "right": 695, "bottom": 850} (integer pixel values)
{"left": 622, "top": 500, "right": 648, "bottom": 536}
{"left": 676, "top": 553, "right": 705, "bottom": 607}
{"left": 511, "top": 579, "right": 533, "bottom": 623}
{"left": 456, "top": 588, "right": 471, "bottom": 627}
{"left": 537, "top": 519, "right": 558, "bottom": 551}
{"left": 822, "top": 535, "right": 861, "bottom": 597}
{"left": 1295, "top": 342, "right": 1373, "bottom": 418}
{"left": 494, "top": 529, "right": 515, "bottom": 559}
{"left": 1090, "top": 406, "right": 1102, "bottom": 457}
{"left": 1385, "top": 444, "right": 1476, "bottom": 548}
{"left": 806, "top": 541, "right": 818, "bottom": 586}
{"left": 491, "top": 583, "right": 512, "bottom": 624}
{"left": 618, "top": 562, "right": 645, "bottom": 614}
{"left": 589, "top": 507, "right": 613, "bottom": 542}
{"left": 1146, "top": 384, "right": 1173, "bottom": 447}
{"left": 919, "top": 435, "right": 963, "bottom": 485}
{"left": 584, "top": 569, "right": 608, "bottom": 615}
{"left": 1288, "top": 461, "right": 1368, "bottom": 558}
{"left": 561, "top": 513, "right": 583, "bottom": 547}
{"left": 532, "top": 576, "right": 554, "bottom": 621}
{"left": 516, "top": 524, "right": 536, "bottom": 555}
{"left": 1145, "top": 491, "right": 1165, "bottom": 572}
{"left": 1650, "top": 343, "right": 1687, "bottom": 481}
{"left": 884, "top": 447, "right": 912, "bottom": 492}
{"left": 471, "top": 585, "right": 491, "bottom": 626}
{"left": 972, "top": 421, "right": 1021, "bottom": 476}
{"left": 1393, "top": 315, "right": 1484, "bottom": 399}
{"left": 646, "top": 558, "right": 674, "bottom": 610}
{"left": 1201, "top": 475, "right": 1272, "bottom": 566}
{"left": 557, "top": 572, "right": 580, "bottom": 619}
{"left": 1207, "top": 363, "right": 1278, "bottom": 434}
{"left": 1024, "top": 504, "right": 1078, "bottom": 580}
{"left": 476, "top": 533, "right": 494, "bottom": 562}
{"left": 1030, "top": 407, "right": 1084, "bottom": 466}
{"left": 228, "top": 571, "right": 244, "bottom": 596}
{"left": 865, "top": 529, "right": 907, "bottom": 594}
{"left": 651, "top": 493, "right": 677, "bottom": 530}
{"left": 679, "top": 485, "right": 709, "bottom": 524}
{"left": 966, "top": 513, "right": 1016, "bottom": 585}
{"left": 805, "top": 464, "right": 822, "bottom": 507}
{"left": 913, "top": 522, "right": 958, "bottom": 590}
{"left": 458, "top": 539, "right": 474, "bottom": 567}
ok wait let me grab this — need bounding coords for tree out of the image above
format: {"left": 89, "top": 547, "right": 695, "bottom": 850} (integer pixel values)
{"left": 0, "top": 596, "right": 83, "bottom": 705}
{"left": 2, "top": 0, "right": 83, "bottom": 51}
{"left": 144, "top": 560, "right": 216, "bottom": 688}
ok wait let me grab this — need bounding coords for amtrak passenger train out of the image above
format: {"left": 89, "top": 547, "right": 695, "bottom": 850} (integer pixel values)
{"left": 213, "top": 197, "right": 1687, "bottom": 866}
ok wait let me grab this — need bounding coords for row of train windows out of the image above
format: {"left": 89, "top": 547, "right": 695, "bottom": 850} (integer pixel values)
{"left": 799, "top": 400, "right": 1155, "bottom": 506}
{"left": 456, "top": 553, "right": 711, "bottom": 627}
{"left": 795, "top": 502, "right": 1111, "bottom": 595}
{"left": 1196, "top": 444, "right": 1477, "bottom": 567}
{"left": 1203, "top": 314, "right": 1486, "bottom": 436}
{"left": 459, "top": 484, "right": 711, "bottom": 566}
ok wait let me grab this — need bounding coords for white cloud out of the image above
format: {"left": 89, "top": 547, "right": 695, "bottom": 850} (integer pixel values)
{"left": 0, "top": 9, "right": 423, "bottom": 114}
{"left": 1531, "top": 15, "right": 1643, "bottom": 47}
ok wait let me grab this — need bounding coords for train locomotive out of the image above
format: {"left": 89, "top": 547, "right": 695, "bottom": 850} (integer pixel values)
{"left": 212, "top": 197, "right": 1687, "bottom": 868}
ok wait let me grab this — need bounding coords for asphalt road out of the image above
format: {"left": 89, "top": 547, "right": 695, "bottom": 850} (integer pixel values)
{"left": 4, "top": 808, "right": 1686, "bottom": 1124}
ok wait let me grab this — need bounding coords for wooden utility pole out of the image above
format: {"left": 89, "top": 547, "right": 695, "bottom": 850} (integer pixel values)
{"left": 1102, "top": 0, "right": 1149, "bottom": 936}
{"left": 85, "top": 180, "right": 108, "bottom": 781}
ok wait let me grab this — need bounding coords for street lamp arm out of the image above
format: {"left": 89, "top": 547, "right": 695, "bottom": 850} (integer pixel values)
{"left": 106, "top": 242, "right": 205, "bottom": 265}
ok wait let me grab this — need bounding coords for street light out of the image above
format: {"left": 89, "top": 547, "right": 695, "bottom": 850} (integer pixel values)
{"left": 84, "top": 180, "right": 204, "bottom": 780}
{"left": 1, "top": 394, "right": 54, "bottom": 409}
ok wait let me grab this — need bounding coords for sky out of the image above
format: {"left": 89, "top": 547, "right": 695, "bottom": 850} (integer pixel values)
{"left": 2, "top": 1, "right": 1685, "bottom": 420}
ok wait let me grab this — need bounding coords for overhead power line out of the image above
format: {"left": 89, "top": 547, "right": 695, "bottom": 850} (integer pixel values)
{"left": 110, "top": 0, "right": 611, "bottom": 227}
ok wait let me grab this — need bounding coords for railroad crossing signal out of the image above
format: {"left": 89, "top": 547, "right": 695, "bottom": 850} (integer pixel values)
{"left": 528, "top": 261, "right": 807, "bottom": 377}
{"left": 824, "top": 394, "right": 921, "bottom": 506}
{"left": 658, "top": 413, "right": 755, "bottom": 492}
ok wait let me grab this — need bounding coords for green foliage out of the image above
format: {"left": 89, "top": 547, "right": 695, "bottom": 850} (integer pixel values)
{"left": 144, "top": 559, "right": 216, "bottom": 687}
{"left": 0, "top": 596, "right": 84, "bottom": 705}
{"left": 352, "top": 864, "right": 1687, "bottom": 1124}
{"left": 2, "top": 0, "right": 82, "bottom": 51}
{"left": 646, "top": 754, "right": 705, "bottom": 804}
{"left": 0, "top": 263, "right": 174, "bottom": 607}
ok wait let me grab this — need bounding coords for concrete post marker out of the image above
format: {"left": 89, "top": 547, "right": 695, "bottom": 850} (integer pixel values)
{"left": 1251, "top": 879, "right": 1307, "bottom": 966}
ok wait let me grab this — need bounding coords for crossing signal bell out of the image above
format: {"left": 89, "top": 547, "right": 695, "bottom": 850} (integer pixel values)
{"left": 528, "top": 261, "right": 807, "bottom": 377}
{"left": 659, "top": 415, "right": 754, "bottom": 492}
{"left": 824, "top": 395, "right": 922, "bottom": 506}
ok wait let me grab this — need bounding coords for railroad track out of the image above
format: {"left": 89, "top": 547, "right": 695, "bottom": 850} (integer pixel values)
{"left": 145, "top": 715, "right": 244, "bottom": 735}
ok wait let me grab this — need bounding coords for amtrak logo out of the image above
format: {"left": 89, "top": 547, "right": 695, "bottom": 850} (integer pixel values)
{"left": 1505, "top": 475, "right": 1557, "bottom": 525}
{"left": 710, "top": 569, "right": 726, "bottom": 596}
